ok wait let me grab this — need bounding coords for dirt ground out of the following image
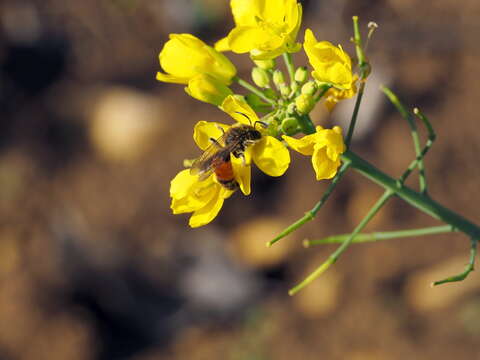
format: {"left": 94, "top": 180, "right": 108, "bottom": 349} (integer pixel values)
{"left": 1, "top": 0, "right": 480, "bottom": 359}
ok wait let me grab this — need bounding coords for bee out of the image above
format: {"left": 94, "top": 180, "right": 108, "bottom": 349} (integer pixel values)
{"left": 190, "top": 122, "right": 264, "bottom": 190}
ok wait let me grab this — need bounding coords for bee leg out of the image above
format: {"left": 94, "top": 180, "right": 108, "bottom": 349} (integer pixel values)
{"left": 209, "top": 138, "right": 223, "bottom": 148}
{"left": 215, "top": 125, "right": 225, "bottom": 135}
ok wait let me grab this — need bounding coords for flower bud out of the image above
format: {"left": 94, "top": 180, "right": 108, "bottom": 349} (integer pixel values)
{"left": 273, "top": 70, "right": 286, "bottom": 88}
{"left": 294, "top": 66, "right": 308, "bottom": 83}
{"left": 301, "top": 81, "right": 318, "bottom": 96}
{"left": 254, "top": 59, "right": 276, "bottom": 70}
{"left": 279, "top": 84, "right": 290, "bottom": 97}
{"left": 295, "top": 93, "right": 315, "bottom": 115}
{"left": 290, "top": 82, "right": 299, "bottom": 94}
{"left": 185, "top": 73, "right": 233, "bottom": 106}
{"left": 281, "top": 116, "right": 298, "bottom": 135}
{"left": 286, "top": 102, "right": 296, "bottom": 115}
{"left": 251, "top": 67, "right": 270, "bottom": 88}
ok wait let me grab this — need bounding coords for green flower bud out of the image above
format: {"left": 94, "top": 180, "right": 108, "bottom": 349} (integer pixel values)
{"left": 290, "top": 82, "right": 299, "bottom": 94}
{"left": 294, "top": 66, "right": 308, "bottom": 83}
{"left": 295, "top": 93, "right": 315, "bottom": 115}
{"left": 254, "top": 59, "right": 275, "bottom": 70}
{"left": 279, "top": 84, "right": 290, "bottom": 97}
{"left": 251, "top": 67, "right": 270, "bottom": 88}
{"left": 286, "top": 102, "right": 296, "bottom": 115}
{"left": 301, "top": 81, "right": 318, "bottom": 96}
{"left": 281, "top": 116, "right": 298, "bottom": 135}
{"left": 273, "top": 70, "right": 286, "bottom": 88}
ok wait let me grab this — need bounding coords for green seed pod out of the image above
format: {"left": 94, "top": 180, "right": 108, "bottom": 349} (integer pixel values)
{"left": 254, "top": 59, "right": 276, "bottom": 70}
{"left": 251, "top": 67, "right": 270, "bottom": 88}
{"left": 273, "top": 70, "right": 286, "bottom": 88}
{"left": 294, "top": 66, "right": 308, "bottom": 83}
{"left": 295, "top": 93, "right": 315, "bottom": 115}
{"left": 301, "top": 81, "right": 318, "bottom": 96}
{"left": 280, "top": 116, "right": 298, "bottom": 135}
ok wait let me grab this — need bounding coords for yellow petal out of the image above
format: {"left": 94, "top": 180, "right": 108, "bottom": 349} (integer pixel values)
{"left": 231, "top": 148, "right": 252, "bottom": 195}
{"left": 185, "top": 74, "right": 233, "bottom": 106}
{"left": 227, "top": 26, "right": 283, "bottom": 54}
{"left": 230, "top": 0, "right": 262, "bottom": 26}
{"left": 311, "top": 144, "right": 341, "bottom": 180}
{"left": 282, "top": 132, "right": 319, "bottom": 155}
{"left": 220, "top": 95, "right": 259, "bottom": 125}
{"left": 214, "top": 36, "right": 230, "bottom": 52}
{"left": 158, "top": 33, "right": 236, "bottom": 85}
{"left": 170, "top": 170, "right": 217, "bottom": 213}
{"left": 189, "top": 186, "right": 227, "bottom": 227}
{"left": 193, "top": 121, "right": 230, "bottom": 150}
{"left": 252, "top": 136, "right": 290, "bottom": 176}
{"left": 156, "top": 72, "right": 189, "bottom": 84}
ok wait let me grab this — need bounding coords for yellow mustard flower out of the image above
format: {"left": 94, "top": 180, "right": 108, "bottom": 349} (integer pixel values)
{"left": 185, "top": 74, "right": 233, "bottom": 106}
{"left": 156, "top": 33, "right": 237, "bottom": 85}
{"left": 170, "top": 169, "right": 234, "bottom": 228}
{"left": 303, "top": 29, "right": 353, "bottom": 90}
{"left": 283, "top": 126, "right": 346, "bottom": 180}
{"left": 324, "top": 75, "right": 359, "bottom": 112}
{"left": 215, "top": 0, "right": 303, "bottom": 60}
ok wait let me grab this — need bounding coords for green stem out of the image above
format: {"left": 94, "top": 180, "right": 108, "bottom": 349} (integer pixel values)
{"left": 345, "top": 81, "right": 365, "bottom": 147}
{"left": 382, "top": 86, "right": 428, "bottom": 193}
{"left": 266, "top": 160, "right": 352, "bottom": 247}
{"left": 342, "top": 150, "right": 480, "bottom": 240}
{"left": 289, "top": 190, "right": 393, "bottom": 295}
{"left": 305, "top": 225, "right": 457, "bottom": 246}
{"left": 314, "top": 84, "right": 332, "bottom": 103}
{"left": 352, "top": 16, "right": 367, "bottom": 69}
{"left": 432, "top": 237, "right": 477, "bottom": 285}
{"left": 283, "top": 53, "right": 295, "bottom": 85}
{"left": 234, "top": 76, "right": 276, "bottom": 105}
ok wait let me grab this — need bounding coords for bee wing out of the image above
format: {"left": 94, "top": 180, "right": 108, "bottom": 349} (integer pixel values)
{"left": 190, "top": 133, "right": 230, "bottom": 180}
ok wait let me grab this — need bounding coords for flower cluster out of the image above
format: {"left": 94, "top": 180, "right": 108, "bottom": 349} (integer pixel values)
{"left": 158, "top": 0, "right": 358, "bottom": 227}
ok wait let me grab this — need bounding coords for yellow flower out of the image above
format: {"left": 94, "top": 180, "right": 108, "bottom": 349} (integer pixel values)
{"left": 283, "top": 126, "right": 346, "bottom": 180}
{"left": 303, "top": 29, "right": 353, "bottom": 90}
{"left": 215, "top": 0, "right": 303, "bottom": 60}
{"left": 170, "top": 169, "right": 234, "bottom": 227}
{"left": 324, "top": 75, "right": 358, "bottom": 112}
{"left": 156, "top": 33, "right": 237, "bottom": 85}
{"left": 220, "top": 96, "right": 291, "bottom": 194}
{"left": 185, "top": 74, "right": 233, "bottom": 106}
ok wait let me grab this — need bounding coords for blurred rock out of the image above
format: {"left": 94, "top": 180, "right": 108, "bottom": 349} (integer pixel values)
{"left": 405, "top": 255, "right": 480, "bottom": 312}
{"left": 228, "top": 217, "right": 295, "bottom": 269}
{"left": 292, "top": 259, "right": 342, "bottom": 319}
{"left": 89, "top": 87, "right": 166, "bottom": 163}
{"left": 179, "top": 229, "right": 259, "bottom": 316}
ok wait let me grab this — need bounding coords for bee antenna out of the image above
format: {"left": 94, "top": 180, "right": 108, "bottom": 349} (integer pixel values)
{"left": 254, "top": 121, "right": 267, "bottom": 130}
{"left": 234, "top": 111, "right": 252, "bottom": 125}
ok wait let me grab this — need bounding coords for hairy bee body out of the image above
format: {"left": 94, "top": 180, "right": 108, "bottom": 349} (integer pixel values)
{"left": 190, "top": 124, "right": 262, "bottom": 190}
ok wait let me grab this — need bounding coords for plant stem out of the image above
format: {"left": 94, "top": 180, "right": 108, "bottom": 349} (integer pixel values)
{"left": 289, "top": 190, "right": 393, "bottom": 295}
{"left": 266, "top": 160, "right": 352, "bottom": 247}
{"left": 342, "top": 150, "right": 480, "bottom": 240}
{"left": 314, "top": 84, "right": 332, "bottom": 103}
{"left": 382, "top": 86, "right": 428, "bottom": 193}
{"left": 432, "top": 237, "right": 477, "bottom": 285}
{"left": 305, "top": 225, "right": 457, "bottom": 246}
{"left": 345, "top": 81, "right": 365, "bottom": 147}
{"left": 234, "top": 76, "right": 276, "bottom": 105}
{"left": 283, "top": 53, "right": 295, "bottom": 85}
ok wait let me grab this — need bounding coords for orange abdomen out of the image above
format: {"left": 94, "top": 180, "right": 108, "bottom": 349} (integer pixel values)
{"left": 214, "top": 160, "right": 234, "bottom": 182}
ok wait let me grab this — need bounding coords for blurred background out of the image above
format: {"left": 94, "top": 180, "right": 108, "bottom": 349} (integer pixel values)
{"left": 1, "top": 0, "right": 480, "bottom": 359}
